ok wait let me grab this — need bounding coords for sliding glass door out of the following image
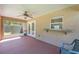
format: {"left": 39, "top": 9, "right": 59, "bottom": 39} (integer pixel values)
{"left": 3, "top": 20, "right": 27, "bottom": 38}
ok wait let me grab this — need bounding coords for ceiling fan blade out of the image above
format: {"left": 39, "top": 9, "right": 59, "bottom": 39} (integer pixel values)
{"left": 17, "top": 14, "right": 24, "bottom": 17}
{"left": 17, "top": 10, "right": 33, "bottom": 20}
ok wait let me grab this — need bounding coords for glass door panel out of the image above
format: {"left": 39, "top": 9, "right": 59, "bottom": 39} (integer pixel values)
{"left": 3, "top": 20, "right": 26, "bottom": 38}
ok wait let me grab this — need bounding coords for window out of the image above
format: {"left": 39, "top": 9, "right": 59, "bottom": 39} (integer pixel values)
{"left": 3, "top": 20, "right": 24, "bottom": 36}
{"left": 50, "top": 16, "right": 63, "bottom": 30}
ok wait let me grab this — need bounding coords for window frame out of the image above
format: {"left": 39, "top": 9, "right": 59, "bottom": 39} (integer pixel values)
{"left": 50, "top": 16, "right": 63, "bottom": 30}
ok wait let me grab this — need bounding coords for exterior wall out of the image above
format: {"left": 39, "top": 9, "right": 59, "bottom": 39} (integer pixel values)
{"left": 35, "top": 5, "right": 79, "bottom": 47}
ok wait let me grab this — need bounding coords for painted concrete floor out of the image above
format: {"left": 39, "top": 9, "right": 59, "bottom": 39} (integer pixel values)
{"left": 0, "top": 36, "right": 59, "bottom": 54}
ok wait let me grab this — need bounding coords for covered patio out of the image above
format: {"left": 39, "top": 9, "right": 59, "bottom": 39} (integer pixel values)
{"left": 0, "top": 36, "right": 59, "bottom": 54}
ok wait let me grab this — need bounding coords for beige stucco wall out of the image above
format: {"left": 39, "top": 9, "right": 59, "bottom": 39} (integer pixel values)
{"left": 34, "top": 5, "right": 79, "bottom": 47}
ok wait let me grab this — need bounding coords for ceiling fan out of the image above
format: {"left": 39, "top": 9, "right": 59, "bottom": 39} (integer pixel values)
{"left": 18, "top": 11, "right": 33, "bottom": 19}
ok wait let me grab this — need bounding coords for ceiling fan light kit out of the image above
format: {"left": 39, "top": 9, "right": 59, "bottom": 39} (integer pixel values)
{"left": 23, "top": 11, "right": 33, "bottom": 19}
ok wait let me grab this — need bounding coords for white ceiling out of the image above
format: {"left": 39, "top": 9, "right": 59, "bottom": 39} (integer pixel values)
{"left": 0, "top": 4, "right": 73, "bottom": 20}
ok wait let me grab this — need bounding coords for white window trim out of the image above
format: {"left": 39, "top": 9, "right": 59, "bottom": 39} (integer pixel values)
{"left": 50, "top": 16, "right": 63, "bottom": 30}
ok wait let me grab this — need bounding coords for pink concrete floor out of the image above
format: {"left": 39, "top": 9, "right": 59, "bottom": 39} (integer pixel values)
{"left": 0, "top": 36, "right": 59, "bottom": 54}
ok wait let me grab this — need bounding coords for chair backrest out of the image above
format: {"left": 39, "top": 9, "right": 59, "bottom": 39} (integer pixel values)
{"left": 72, "top": 39, "right": 79, "bottom": 52}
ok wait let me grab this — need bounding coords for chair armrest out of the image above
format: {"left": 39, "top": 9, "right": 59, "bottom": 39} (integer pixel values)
{"left": 62, "top": 43, "right": 73, "bottom": 50}
{"left": 69, "top": 50, "right": 79, "bottom": 54}
{"left": 63, "top": 43, "right": 71, "bottom": 45}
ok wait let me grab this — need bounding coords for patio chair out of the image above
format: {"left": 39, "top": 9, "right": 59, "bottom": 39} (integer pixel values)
{"left": 60, "top": 39, "right": 79, "bottom": 54}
